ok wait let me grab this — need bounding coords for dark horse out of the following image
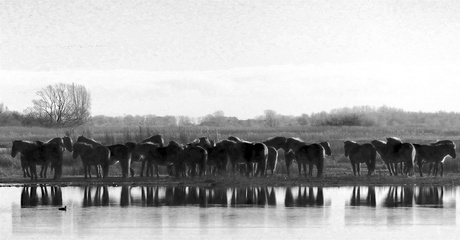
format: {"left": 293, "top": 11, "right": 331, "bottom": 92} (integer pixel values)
{"left": 232, "top": 139, "right": 268, "bottom": 177}
{"left": 73, "top": 142, "right": 110, "bottom": 178}
{"left": 19, "top": 141, "right": 65, "bottom": 180}
{"left": 128, "top": 134, "right": 166, "bottom": 177}
{"left": 343, "top": 141, "right": 376, "bottom": 176}
{"left": 371, "top": 138, "right": 416, "bottom": 176}
{"left": 76, "top": 136, "right": 131, "bottom": 178}
{"left": 11, "top": 136, "right": 72, "bottom": 179}
{"left": 285, "top": 143, "right": 326, "bottom": 177}
{"left": 11, "top": 136, "right": 72, "bottom": 180}
{"left": 415, "top": 140, "right": 456, "bottom": 177}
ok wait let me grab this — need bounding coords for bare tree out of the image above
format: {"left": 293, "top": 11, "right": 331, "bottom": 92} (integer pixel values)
{"left": 264, "top": 109, "right": 280, "bottom": 127}
{"left": 0, "top": 103, "right": 4, "bottom": 114}
{"left": 32, "top": 83, "right": 91, "bottom": 127}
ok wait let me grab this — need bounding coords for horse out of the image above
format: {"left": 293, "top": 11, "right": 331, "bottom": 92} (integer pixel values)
{"left": 129, "top": 142, "right": 159, "bottom": 177}
{"left": 282, "top": 138, "right": 330, "bottom": 176}
{"left": 415, "top": 140, "right": 456, "bottom": 177}
{"left": 263, "top": 136, "right": 288, "bottom": 150}
{"left": 21, "top": 140, "right": 66, "bottom": 180}
{"left": 208, "top": 139, "right": 239, "bottom": 174}
{"left": 142, "top": 135, "right": 165, "bottom": 147}
{"left": 285, "top": 143, "right": 326, "bottom": 177}
{"left": 386, "top": 137, "right": 417, "bottom": 176}
{"left": 128, "top": 135, "right": 166, "bottom": 177}
{"left": 76, "top": 136, "right": 131, "bottom": 178}
{"left": 106, "top": 144, "right": 131, "bottom": 178}
{"left": 11, "top": 140, "right": 40, "bottom": 178}
{"left": 282, "top": 137, "right": 307, "bottom": 176}
{"left": 343, "top": 141, "right": 376, "bottom": 176}
{"left": 190, "top": 137, "right": 214, "bottom": 151}
{"left": 146, "top": 141, "right": 184, "bottom": 178}
{"left": 371, "top": 138, "right": 416, "bottom": 176}
{"left": 262, "top": 137, "right": 289, "bottom": 175}
{"left": 178, "top": 145, "right": 208, "bottom": 177}
{"left": 234, "top": 141, "right": 268, "bottom": 177}
{"left": 76, "top": 135, "right": 103, "bottom": 147}
{"left": 72, "top": 142, "right": 110, "bottom": 178}
{"left": 266, "top": 146, "right": 278, "bottom": 175}
{"left": 37, "top": 136, "right": 73, "bottom": 179}
{"left": 319, "top": 142, "right": 332, "bottom": 157}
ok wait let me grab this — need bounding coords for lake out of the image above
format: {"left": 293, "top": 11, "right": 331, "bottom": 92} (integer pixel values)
{"left": 1, "top": 185, "right": 459, "bottom": 239}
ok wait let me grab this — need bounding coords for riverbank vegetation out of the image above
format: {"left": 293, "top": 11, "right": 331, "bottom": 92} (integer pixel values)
{"left": 1, "top": 124, "right": 459, "bottom": 180}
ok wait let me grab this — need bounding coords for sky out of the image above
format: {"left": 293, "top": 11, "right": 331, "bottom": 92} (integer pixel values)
{"left": 1, "top": 0, "right": 459, "bottom": 119}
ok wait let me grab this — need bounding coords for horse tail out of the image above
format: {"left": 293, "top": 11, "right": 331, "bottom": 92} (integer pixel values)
{"left": 316, "top": 144, "right": 325, "bottom": 177}
{"left": 409, "top": 144, "right": 416, "bottom": 176}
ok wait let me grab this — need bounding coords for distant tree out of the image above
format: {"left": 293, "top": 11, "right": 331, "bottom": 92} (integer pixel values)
{"left": 31, "top": 83, "right": 91, "bottom": 127}
{"left": 213, "top": 110, "right": 225, "bottom": 117}
{"left": 0, "top": 103, "right": 5, "bottom": 114}
{"left": 177, "top": 116, "right": 194, "bottom": 126}
{"left": 296, "top": 113, "right": 310, "bottom": 126}
{"left": 264, "top": 109, "right": 280, "bottom": 127}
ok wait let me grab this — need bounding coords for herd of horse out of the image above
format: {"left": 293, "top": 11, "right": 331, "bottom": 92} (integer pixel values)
{"left": 9, "top": 134, "right": 457, "bottom": 180}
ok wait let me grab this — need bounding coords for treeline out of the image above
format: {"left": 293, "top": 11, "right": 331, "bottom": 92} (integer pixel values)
{"left": 1, "top": 104, "right": 460, "bottom": 128}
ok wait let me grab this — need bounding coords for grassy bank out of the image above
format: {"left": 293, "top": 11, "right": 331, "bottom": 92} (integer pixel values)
{"left": 1, "top": 125, "right": 460, "bottom": 181}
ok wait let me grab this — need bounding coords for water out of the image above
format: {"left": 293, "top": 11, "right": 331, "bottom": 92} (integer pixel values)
{"left": 1, "top": 185, "right": 460, "bottom": 239}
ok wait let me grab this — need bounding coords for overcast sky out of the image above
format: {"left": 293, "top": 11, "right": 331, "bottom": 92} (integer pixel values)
{"left": 1, "top": 0, "right": 459, "bottom": 119}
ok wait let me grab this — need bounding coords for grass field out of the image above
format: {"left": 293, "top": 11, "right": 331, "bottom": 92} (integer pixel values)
{"left": 1, "top": 125, "right": 460, "bottom": 181}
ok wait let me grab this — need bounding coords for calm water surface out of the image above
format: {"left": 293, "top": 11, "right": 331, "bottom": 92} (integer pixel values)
{"left": 1, "top": 185, "right": 460, "bottom": 239}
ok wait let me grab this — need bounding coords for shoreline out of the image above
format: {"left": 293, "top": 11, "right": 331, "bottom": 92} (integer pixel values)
{"left": 1, "top": 174, "right": 459, "bottom": 188}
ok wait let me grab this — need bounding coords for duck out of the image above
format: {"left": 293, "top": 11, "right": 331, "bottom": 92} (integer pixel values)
{"left": 58, "top": 206, "right": 67, "bottom": 211}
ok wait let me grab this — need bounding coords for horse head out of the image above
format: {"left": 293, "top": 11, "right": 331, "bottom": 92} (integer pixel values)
{"left": 448, "top": 144, "right": 457, "bottom": 159}
{"left": 320, "top": 142, "right": 332, "bottom": 156}
{"left": 11, "top": 141, "right": 18, "bottom": 158}
{"left": 62, "top": 136, "right": 73, "bottom": 152}
{"left": 343, "top": 141, "right": 355, "bottom": 157}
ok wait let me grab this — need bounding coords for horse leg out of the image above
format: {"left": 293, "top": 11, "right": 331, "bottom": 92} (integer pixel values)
{"left": 140, "top": 159, "right": 146, "bottom": 177}
{"left": 39, "top": 165, "right": 44, "bottom": 178}
{"left": 21, "top": 157, "right": 29, "bottom": 178}
{"left": 43, "top": 164, "right": 48, "bottom": 178}
{"left": 440, "top": 162, "right": 444, "bottom": 177}
{"left": 385, "top": 163, "right": 393, "bottom": 176}
{"left": 309, "top": 164, "right": 313, "bottom": 177}
{"left": 419, "top": 162, "right": 424, "bottom": 177}
{"left": 83, "top": 163, "right": 88, "bottom": 179}
{"left": 352, "top": 163, "right": 357, "bottom": 176}
{"left": 130, "top": 167, "right": 135, "bottom": 178}
{"left": 155, "top": 164, "right": 160, "bottom": 179}
{"left": 392, "top": 163, "right": 398, "bottom": 176}
{"left": 431, "top": 163, "right": 437, "bottom": 176}
{"left": 29, "top": 163, "right": 37, "bottom": 180}
{"left": 286, "top": 158, "right": 291, "bottom": 176}
{"left": 297, "top": 162, "right": 302, "bottom": 177}
{"left": 357, "top": 163, "right": 361, "bottom": 176}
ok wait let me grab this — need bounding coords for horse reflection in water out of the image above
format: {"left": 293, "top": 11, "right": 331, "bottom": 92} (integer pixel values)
{"left": 230, "top": 187, "right": 275, "bottom": 206}
{"left": 383, "top": 186, "right": 415, "bottom": 208}
{"left": 349, "top": 186, "right": 376, "bottom": 207}
{"left": 83, "top": 186, "right": 109, "bottom": 207}
{"left": 21, "top": 185, "right": 62, "bottom": 207}
{"left": 285, "top": 187, "right": 324, "bottom": 207}
{"left": 118, "top": 186, "right": 277, "bottom": 207}
{"left": 415, "top": 186, "right": 444, "bottom": 208}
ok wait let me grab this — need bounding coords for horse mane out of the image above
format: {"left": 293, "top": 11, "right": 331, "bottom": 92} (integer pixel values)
{"left": 289, "top": 137, "right": 304, "bottom": 142}
{"left": 387, "top": 137, "right": 402, "bottom": 143}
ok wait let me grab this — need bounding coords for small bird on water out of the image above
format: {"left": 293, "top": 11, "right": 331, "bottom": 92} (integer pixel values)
{"left": 58, "top": 206, "right": 67, "bottom": 211}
